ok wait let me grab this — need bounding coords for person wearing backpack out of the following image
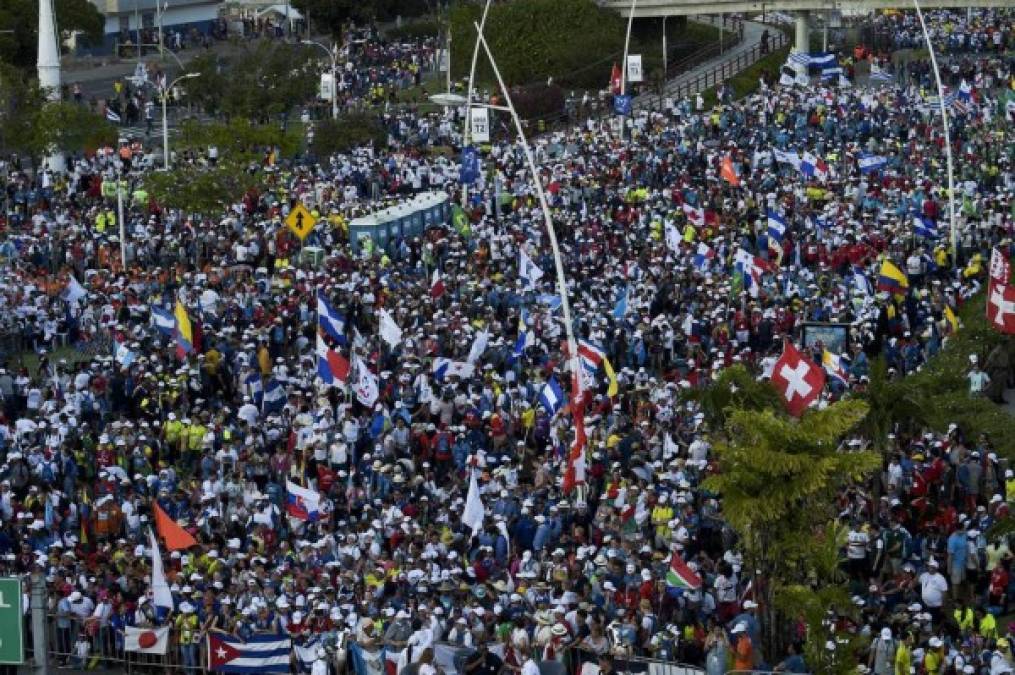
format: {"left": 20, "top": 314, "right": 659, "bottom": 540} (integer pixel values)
{"left": 868, "top": 627, "right": 897, "bottom": 675}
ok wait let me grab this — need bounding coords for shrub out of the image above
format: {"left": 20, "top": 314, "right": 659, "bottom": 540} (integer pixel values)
{"left": 310, "top": 113, "right": 388, "bottom": 157}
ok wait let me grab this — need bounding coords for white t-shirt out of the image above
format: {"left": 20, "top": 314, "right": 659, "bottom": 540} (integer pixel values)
{"left": 919, "top": 571, "right": 948, "bottom": 608}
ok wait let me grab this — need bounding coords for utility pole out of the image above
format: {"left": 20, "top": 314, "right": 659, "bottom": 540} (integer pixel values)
{"left": 31, "top": 572, "right": 47, "bottom": 675}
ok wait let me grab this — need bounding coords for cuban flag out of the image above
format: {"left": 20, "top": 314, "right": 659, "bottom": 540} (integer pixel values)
{"left": 767, "top": 210, "right": 787, "bottom": 243}
{"left": 682, "top": 203, "right": 705, "bottom": 227}
{"left": 914, "top": 215, "right": 938, "bottom": 239}
{"left": 316, "top": 334, "right": 350, "bottom": 385}
{"left": 858, "top": 153, "right": 887, "bottom": 174}
{"left": 243, "top": 372, "right": 263, "bottom": 405}
{"left": 800, "top": 152, "right": 828, "bottom": 180}
{"left": 262, "top": 378, "right": 287, "bottom": 413}
{"left": 285, "top": 481, "right": 321, "bottom": 522}
{"left": 538, "top": 376, "right": 565, "bottom": 415}
{"left": 317, "top": 293, "right": 347, "bottom": 345}
{"left": 151, "top": 306, "right": 176, "bottom": 337}
{"left": 208, "top": 633, "right": 292, "bottom": 674}
{"left": 693, "top": 242, "right": 715, "bottom": 270}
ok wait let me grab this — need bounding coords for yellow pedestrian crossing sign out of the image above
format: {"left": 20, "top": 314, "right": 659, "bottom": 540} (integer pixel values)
{"left": 286, "top": 202, "right": 317, "bottom": 241}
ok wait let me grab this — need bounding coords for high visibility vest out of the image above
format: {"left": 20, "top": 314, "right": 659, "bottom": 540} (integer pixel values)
{"left": 954, "top": 607, "right": 974, "bottom": 631}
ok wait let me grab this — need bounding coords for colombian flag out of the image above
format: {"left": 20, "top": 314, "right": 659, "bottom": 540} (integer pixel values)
{"left": 174, "top": 301, "right": 193, "bottom": 359}
{"left": 876, "top": 259, "right": 909, "bottom": 295}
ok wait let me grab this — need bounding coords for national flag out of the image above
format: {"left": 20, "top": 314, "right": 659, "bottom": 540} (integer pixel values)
{"left": 317, "top": 293, "right": 347, "bottom": 345}
{"left": 913, "top": 215, "right": 938, "bottom": 239}
{"left": 574, "top": 340, "right": 619, "bottom": 397}
{"left": 518, "top": 248, "right": 544, "bottom": 289}
{"left": 467, "top": 328, "right": 489, "bottom": 364}
{"left": 61, "top": 275, "right": 87, "bottom": 303}
{"left": 770, "top": 341, "right": 825, "bottom": 417}
{"left": 430, "top": 268, "right": 446, "bottom": 299}
{"left": 820, "top": 66, "right": 843, "bottom": 80}
{"left": 316, "top": 334, "right": 350, "bottom": 385}
{"left": 693, "top": 242, "right": 715, "bottom": 271}
{"left": 987, "top": 280, "right": 1015, "bottom": 335}
{"left": 537, "top": 294, "right": 562, "bottom": 311}
{"left": 612, "top": 285, "right": 629, "bottom": 319}
{"left": 294, "top": 638, "right": 322, "bottom": 674}
{"left": 351, "top": 355, "right": 379, "bottom": 406}
{"left": 800, "top": 152, "right": 828, "bottom": 180}
{"left": 665, "top": 552, "right": 702, "bottom": 590}
{"left": 461, "top": 469, "right": 485, "bottom": 534}
{"left": 989, "top": 247, "right": 1011, "bottom": 284}
{"left": 153, "top": 502, "right": 197, "bottom": 551}
{"left": 124, "top": 626, "right": 170, "bottom": 655}
{"left": 451, "top": 204, "right": 471, "bottom": 238}
{"left": 148, "top": 528, "right": 174, "bottom": 610}
{"left": 773, "top": 148, "right": 802, "bottom": 169}
{"left": 808, "top": 52, "right": 836, "bottom": 67}
{"left": 720, "top": 155, "right": 740, "bottom": 186}
{"left": 852, "top": 266, "right": 872, "bottom": 296}
{"left": 459, "top": 145, "right": 480, "bottom": 185}
{"left": 349, "top": 643, "right": 388, "bottom": 675}
{"left": 208, "top": 633, "right": 291, "bottom": 674}
{"left": 539, "top": 376, "right": 565, "bottom": 415}
{"left": 262, "top": 378, "right": 287, "bottom": 413}
{"left": 562, "top": 373, "right": 587, "bottom": 493}
{"left": 151, "top": 306, "right": 176, "bottom": 337}
{"left": 378, "top": 309, "right": 402, "bottom": 348}
{"left": 243, "top": 372, "right": 263, "bottom": 405}
{"left": 285, "top": 480, "right": 321, "bottom": 522}
{"left": 174, "top": 301, "right": 193, "bottom": 359}
{"left": 858, "top": 153, "right": 887, "bottom": 173}
{"left": 114, "top": 339, "right": 136, "bottom": 368}
{"left": 821, "top": 350, "right": 848, "bottom": 383}
{"left": 876, "top": 259, "right": 909, "bottom": 294}
{"left": 509, "top": 312, "right": 531, "bottom": 365}
{"left": 610, "top": 62, "right": 622, "bottom": 95}
{"left": 767, "top": 210, "right": 787, "bottom": 243}
{"left": 734, "top": 248, "right": 768, "bottom": 298}
{"left": 788, "top": 51, "right": 810, "bottom": 68}
{"left": 682, "top": 203, "right": 705, "bottom": 227}
{"left": 958, "top": 79, "right": 973, "bottom": 101}
{"left": 943, "top": 305, "right": 960, "bottom": 333}
{"left": 664, "top": 221, "right": 682, "bottom": 253}
{"left": 870, "top": 63, "right": 893, "bottom": 82}
{"left": 433, "top": 357, "right": 475, "bottom": 382}
{"left": 106, "top": 108, "right": 121, "bottom": 123}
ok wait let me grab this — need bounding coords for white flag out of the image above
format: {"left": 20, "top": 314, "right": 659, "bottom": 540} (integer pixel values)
{"left": 664, "top": 222, "right": 682, "bottom": 253}
{"left": 462, "top": 470, "right": 485, "bottom": 534}
{"left": 352, "top": 355, "right": 379, "bottom": 407}
{"left": 378, "top": 309, "right": 403, "bottom": 348}
{"left": 62, "top": 275, "right": 87, "bottom": 303}
{"left": 519, "top": 248, "right": 544, "bottom": 289}
{"left": 124, "top": 626, "right": 169, "bottom": 655}
{"left": 149, "top": 528, "right": 174, "bottom": 610}
{"left": 467, "top": 328, "right": 489, "bottom": 364}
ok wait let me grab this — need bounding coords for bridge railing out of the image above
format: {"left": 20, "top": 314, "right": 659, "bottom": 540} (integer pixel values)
{"left": 661, "top": 18, "right": 746, "bottom": 82}
{"left": 640, "top": 29, "right": 788, "bottom": 110}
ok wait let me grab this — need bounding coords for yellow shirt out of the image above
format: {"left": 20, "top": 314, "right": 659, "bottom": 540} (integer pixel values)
{"left": 894, "top": 642, "right": 910, "bottom": 675}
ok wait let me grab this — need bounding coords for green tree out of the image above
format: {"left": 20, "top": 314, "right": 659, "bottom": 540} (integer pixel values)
{"left": 176, "top": 118, "right": 302, "bottom": 163}
{"left": 211, "top": 42, "right": 318, "bottom": 121}
{"left": 851, "top": 357, "right": 927, "bottom": 453}
{"left": 181, "top": 54, "right": 229, "bottom": 116}
{"left": 310, "top": 113, "right": 387, "bottom": 157}
{"left": 144, "top": 160, "right": 258, "bottom": 216}
{"left": 0, "top": 0, "right": 104, "bottom": 70}
{"left": 680, "top": 363, "right": 783, "bottom": 430}
{"left": 702, "top": 400, "right": 880, "bottom": 664}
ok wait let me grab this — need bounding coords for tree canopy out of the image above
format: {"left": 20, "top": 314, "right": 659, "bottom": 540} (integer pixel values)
{"left": 0, "top": 0, "right": 104, "bottom": 70}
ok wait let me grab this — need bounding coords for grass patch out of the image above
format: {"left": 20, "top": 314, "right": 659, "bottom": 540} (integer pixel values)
{"left": 700, "top": 45, "right": 790, "bottom": 109}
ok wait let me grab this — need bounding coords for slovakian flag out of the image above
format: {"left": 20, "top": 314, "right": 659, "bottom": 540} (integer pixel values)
{"left": 430, "top": 268, "right": 446, "bottom": 299}
{"left": 208, "top": 633, "right": 291, "bottom": 674}
{"left": 666, "top": 552, "right": 702, "bottom": 590}
{"left": 317, "top": 334, "right": 350, "bottom": 386}
{"left": 285, "top": 480, "right": 321, "bottom": 522}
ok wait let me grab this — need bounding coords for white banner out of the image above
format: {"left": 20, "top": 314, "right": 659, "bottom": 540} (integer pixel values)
{"left": 626, "top": 54, "right": 643, "bottom": 83}
{"left": 470, "top": 106, "right": 490, "bottom": 143}
{"left": 319, "top": 73, "right": 334, "bottom": 101}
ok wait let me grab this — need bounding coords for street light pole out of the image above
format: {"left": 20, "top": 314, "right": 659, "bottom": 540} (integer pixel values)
{"left": 462, "top": 0, "right": 494, "bottom": 209}
{"left": 912, "top": 0, "right": 957, "bottom": 258}
{"left": 620, "top": 0, "right": 638, "bottom": 140}
{"left": 303, "top": 40, "right": 338, "bottom": 120}
{"left": 162, "top": 72, "right": 200, "bottom": 170}
{"left": 117, "top": 172, "right": 126, "bottom": 269}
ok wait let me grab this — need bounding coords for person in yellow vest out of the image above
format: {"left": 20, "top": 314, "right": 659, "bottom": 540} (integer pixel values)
{"left": 953, "top": 602, "right": 974, "bottom": 633}
{"left": 977, "top": 608, "right": 997, "bottom": 641}
{"left": 164, "top": 412, "right": 183, "bottom": 453}
{"left": 95, "top": 211, "right": 108, "bottom": 234}
{"left": 650, "top": 494, "right": 674, "bottom": 547}
{"left": 257, "top": 343, "right": 272, "bottom": 376}
{"left": 176, "top": 603, "right": 200, "bottom": 669}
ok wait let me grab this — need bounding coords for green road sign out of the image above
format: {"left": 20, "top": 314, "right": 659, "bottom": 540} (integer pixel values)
{"left": 0, "top": 577, "right": 23, "bottom": 664}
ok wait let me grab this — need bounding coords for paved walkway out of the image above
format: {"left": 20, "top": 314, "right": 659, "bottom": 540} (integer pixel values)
{"left": 636, "top": 18, "right": 775, "bottom": 108}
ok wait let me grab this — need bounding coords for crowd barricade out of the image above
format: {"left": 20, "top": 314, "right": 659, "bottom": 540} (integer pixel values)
{"left": 565, "top": 648, "right": 705, "bottom": 675}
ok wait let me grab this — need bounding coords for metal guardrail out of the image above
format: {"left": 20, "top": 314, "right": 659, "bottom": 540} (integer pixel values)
{"left": 640, "top": 29, "right": 789, "bottom": 109}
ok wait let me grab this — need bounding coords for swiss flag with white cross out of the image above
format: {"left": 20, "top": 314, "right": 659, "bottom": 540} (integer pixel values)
{"left": 771, "top": 340, "right": 826, "bottom": 417}
{"left": 987, "top": 280, "right": 1015, "bottom": 335}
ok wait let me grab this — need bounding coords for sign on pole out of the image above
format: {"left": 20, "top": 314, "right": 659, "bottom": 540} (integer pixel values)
{"left": 613, "top": 94, "right": 632, "bottom": 116}
{"left": 319, "top": 73, "right": 335, "bottom": 102}
{"left": 626, "top": 54, "right": 643, "bottom": 83}
{"left": 285, "top": 203, "right": 318, "bottom": 241}
{"left": 0, "top": 577, "right": 23, "bottom": 664}
{"left": 470, "top": 107, "right": 490, "bottom": 143}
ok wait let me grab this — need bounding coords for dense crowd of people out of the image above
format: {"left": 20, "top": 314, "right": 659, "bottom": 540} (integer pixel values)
{"left": 1, "top": 8, "right": 1014, "bottom": 675}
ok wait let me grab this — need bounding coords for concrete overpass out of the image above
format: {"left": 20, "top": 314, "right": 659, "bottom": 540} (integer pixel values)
{"left": 599, "top": 0, "right": 1011, "bottom": 52}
